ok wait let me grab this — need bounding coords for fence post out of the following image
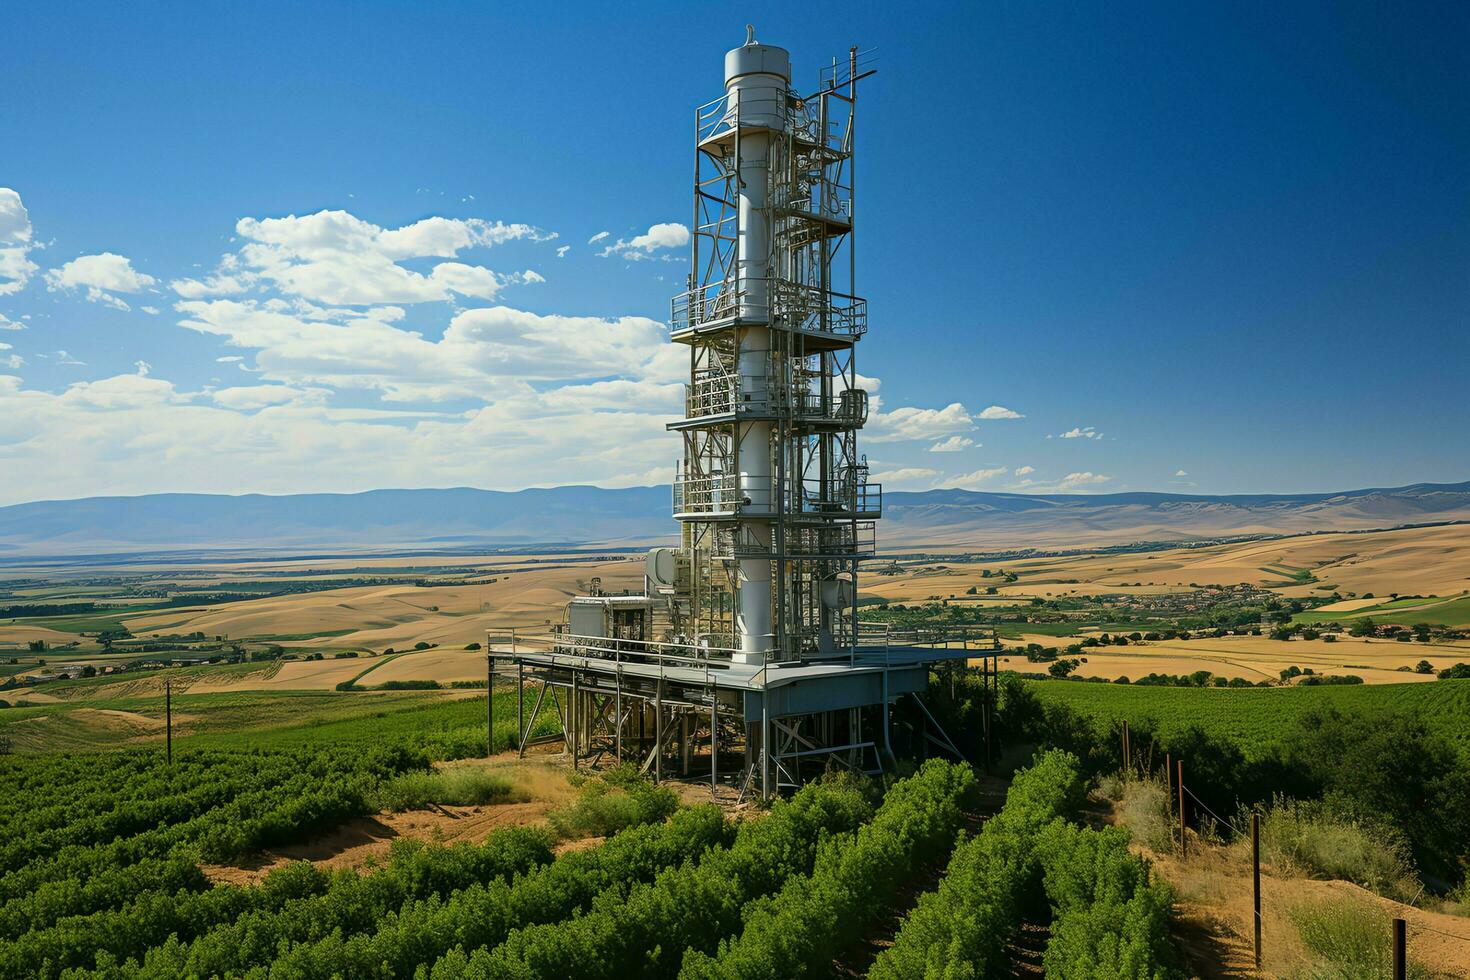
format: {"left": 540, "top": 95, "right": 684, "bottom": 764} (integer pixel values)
{"left": 1177, "top": 759, "right": 1186, "bottom": 857}
{"left": 1392, "top": 917, "right": 1406, "bottom": 980}
{"left": 1252, "top": 810, "right": 1262, "bottom": 969}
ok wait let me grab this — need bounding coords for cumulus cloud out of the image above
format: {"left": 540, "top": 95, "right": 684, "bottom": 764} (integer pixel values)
{"left": 204, "top": 209, "right": 554, "bottom": 306}
{"left": 0, "top": 342, "right": 20, "bottom": 370}
{"left": 1057, "top": 425, "right": 1102, "bottom": 440}
{"left": 1175, "top": 469, "right": 1188, "bottom": 477}
{"left": 928, "top": 435, "right": 975, "bottom": 453}
{"left": 210, "top": 384, "right": 324, "bottom": 410}
{"left": 0, "top": 369, "right": 681, "bottom": 504}
{"left": 977, "top": 405, "right": 1023, "bottom": 420}
{"left": 937, "top": 466, "right": 1009, "bottom": 490}
{"left": 868, "top": 467, "right": 940, "bottom": 489}
{"left": 0, "top": 188, "right": 39, "bottom": 296}
{"left": 45, "top": 252, "right": 157, "bottom": 310}
{"left": 174, "top": 299, "right": 669, "bottom": 400}
{"left": 598, "top": 222, "right": 689, "bottom": 260}
{"left": 1014, "top": 465, "right": 1035, "bottom": 476}
{"left": 866, "top": 402, "right": 973, "bottom": 443}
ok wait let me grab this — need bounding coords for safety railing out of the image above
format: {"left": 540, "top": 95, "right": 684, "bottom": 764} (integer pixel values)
{"left": 683, "top": 376, "right": 868, "bottom": 426}
{"left": 673, "top": 472, "right": 740, "bottom": 515}
{"left": 671, "top": 276, "right": 867, "bottom": 339}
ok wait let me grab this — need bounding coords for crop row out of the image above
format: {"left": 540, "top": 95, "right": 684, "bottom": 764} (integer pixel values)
{"left": 870, "top": 749, "right": 1086, "bottom": 979}
{"left": 0, "top": 746, "right": 424, "bottom": 939}
{"left": 1037, "top": 823, "right": 1180, "bottom": 979}
{"left": 2, "top": 827, "right": 553, "bottom": 979}
{"left": 425, "top": 774, "right": 877, "bottom": 978}
{"left": 680, "top": 758, "right": 978, "bottom": 978}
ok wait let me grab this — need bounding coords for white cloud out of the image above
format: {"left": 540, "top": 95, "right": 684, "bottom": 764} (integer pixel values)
{"left": 170, "top": 253, "right": 256, "bottom": 299}
{"left": 0, "top": 343, "right": 19, "bottom": 370}
{"left": 175, "top": 299, "right": 669, "bottom": 400}
{"left": 54, "top": 350, "right": 84, "bottom": 366}
{"left": 866, "top": 402, "right": 973, "bottom": 443}
{"left": 928, "top": 435, "right": 975, "bottom": 453}
{"left": 587, "top": 231, "right": 610, "bottom": 245}
{"left": 1015, "top": 465, "right": 1035, "bottom": 476}
{"left": 140, "top": 306, "right": 160, "bottom": 315}
{"left": 0, "top": 369, "right": 682, "bottom": 504}
{"left": 868, "top": 467, "right": 940, "bottom": 489}
{"left": 215, "top": 355, "right": 244, "bottom": 363}
{"left": 1057, "top": 425, "right": 1102, "bottom": 440}
{"left": 1174, "top": 469, "right": 1188, "bottom": 477}
{"left": 598, "top": 222, "right": 689, "bottom": 260}
{"left": 134, "top": 360, "right": 152, "bottom": 376}
{"left": 976, "top": 405, "right": 1023, "bottom": 420}
{"left": 44, "top": 252, "right": 157, "bottom": 310}
{"left": 556, "top": 245, "right": 570, "bottom": 258}
{"left": 1055, "top": 471, "right": 1110, "bottom": 490}
{"left": 218, "top": 209, "right": 552, "bottom": 306}
{"left": 937, "top": 466, "right": 1009, "bottom": 490}
{"left": 0, "top": 188, "right": 39, "bottom": 296}
{"left": 0, "top": 313, "right": 22, "bottom": 331}
{"left": 210, "top": 384, "right": 323, "bottom": 410}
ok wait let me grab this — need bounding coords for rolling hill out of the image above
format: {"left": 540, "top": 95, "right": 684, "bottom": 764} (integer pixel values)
{"left": 0, "top": 481, "right": 1467, "bottom": 557}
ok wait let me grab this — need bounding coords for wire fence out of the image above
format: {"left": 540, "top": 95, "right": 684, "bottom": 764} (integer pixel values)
{"left": 1114, "top": 724, "right": 1470, "bottom": 969}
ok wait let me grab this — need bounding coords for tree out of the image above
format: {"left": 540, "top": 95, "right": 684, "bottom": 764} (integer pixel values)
{"left": 1348, "top": 617, "right": 1376, "bottom": 637}
{"left": 1414, "top": 660, "right": 1435, "bottom": 675}
{"left": 1048, "top": 658, "right": 1080, "bottom": 678}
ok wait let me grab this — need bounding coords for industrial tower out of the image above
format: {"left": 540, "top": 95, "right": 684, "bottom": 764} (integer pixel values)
{"left": 495, "top": 32, "right": 982, "bottom": 800}
{"left": 670, "top": 28, "right": 876, "bottom": 666}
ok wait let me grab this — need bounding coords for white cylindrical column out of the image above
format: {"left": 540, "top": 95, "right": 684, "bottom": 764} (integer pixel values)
{"left": 725, "top": 32, "right": 788, "bottom": 664}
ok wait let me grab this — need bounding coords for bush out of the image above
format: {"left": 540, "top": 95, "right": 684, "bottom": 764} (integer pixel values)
{"left": 1289, "top": 898, "right": 1431, "bottom": 979}
{"left": 1249, "top": 796, "right": 1419, "bottom": 900}
{"left": 1116, "top": 779, "right": 1175, "bottom": 852}
{"left": 370, "top": 766, "right": 519, "bottom": 811}
{"left": 546, "top": 767, "right": 679, "bottom": 839}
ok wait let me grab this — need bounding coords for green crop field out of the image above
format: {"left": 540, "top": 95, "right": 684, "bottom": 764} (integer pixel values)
{"left": 1027, "top": 678, "right": 1470, "bottom": 759}
{"left": 1295, "top": 593, "right": 1470, "bottom": 627}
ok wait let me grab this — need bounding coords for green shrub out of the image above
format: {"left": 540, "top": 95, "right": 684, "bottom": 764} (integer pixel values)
{"left": 547, "top": 768, "right": 679, "bottom": 838}
{"left": 370, "top": 765, "right": 519, "bottom": 811}
{"left": 1289, "top": 898, "right": 1431, "bottom": 979}
{"left": 1116, "top": 778, "right": 1175, "bottom": 852}
{"left": 1251, "top": 796, "right": 1419, "bottom": 901}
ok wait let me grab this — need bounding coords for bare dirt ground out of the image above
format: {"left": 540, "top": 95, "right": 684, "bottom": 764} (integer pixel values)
{"left": 202, "top": 755, "right": 580, "bottom": 885}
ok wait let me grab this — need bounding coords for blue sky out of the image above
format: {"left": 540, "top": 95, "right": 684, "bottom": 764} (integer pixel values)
{"left": 1, "top": 0, "right": 1465, "bottom": 506}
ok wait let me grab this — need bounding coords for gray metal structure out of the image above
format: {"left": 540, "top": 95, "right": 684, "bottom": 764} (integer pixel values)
{"left": 493, "top": 30, "right": 984, "bottom": 799}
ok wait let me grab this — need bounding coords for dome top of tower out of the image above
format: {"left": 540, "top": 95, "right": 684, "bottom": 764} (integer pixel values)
{"left": 725, "top": 25, "right": 790, "bottom": 85}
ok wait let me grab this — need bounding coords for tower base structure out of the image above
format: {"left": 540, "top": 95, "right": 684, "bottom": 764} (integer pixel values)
{"left": 489, "top": 626, "right": 991, "bottom": 800}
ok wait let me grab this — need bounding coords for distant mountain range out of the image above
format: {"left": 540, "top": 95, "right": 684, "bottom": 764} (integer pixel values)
{"left": 1, "top": 481, "right": 1468, "bottom": 558}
